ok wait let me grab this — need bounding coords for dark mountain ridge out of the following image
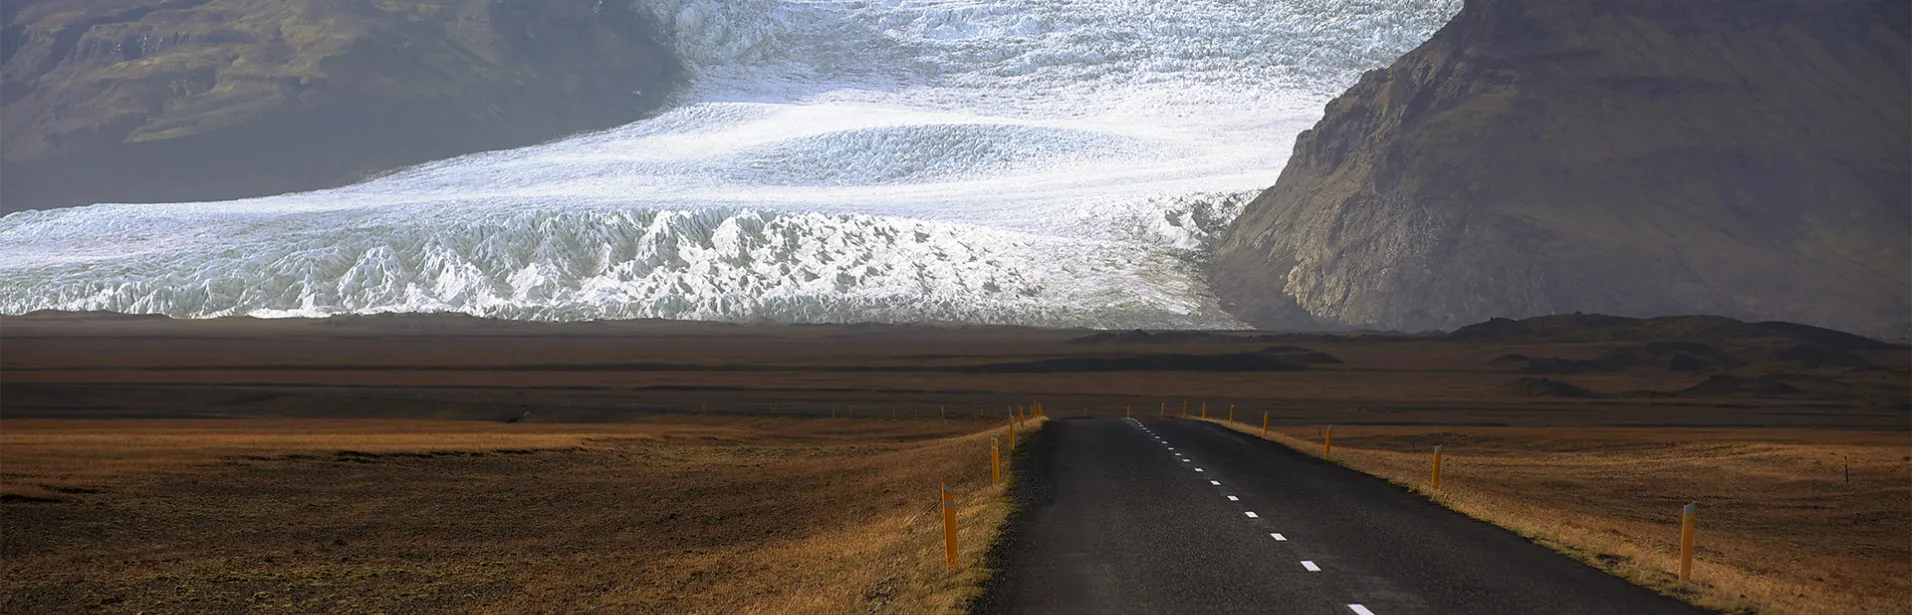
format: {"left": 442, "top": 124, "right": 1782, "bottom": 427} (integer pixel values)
{"left": 1210, "top": 0, "right": 1910, "bottom": 339}
{"left": 1, "top": 0, "right": 679, "bottom": 212}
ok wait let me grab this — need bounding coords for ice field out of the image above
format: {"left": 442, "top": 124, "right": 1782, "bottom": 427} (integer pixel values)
{"left": 0, "top": 0, "right": 1460, "bottom": 327}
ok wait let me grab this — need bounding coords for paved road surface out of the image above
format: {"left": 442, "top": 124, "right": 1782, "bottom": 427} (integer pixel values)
{"left": 973, "top": 418, "right": 1700, "bottom": 614}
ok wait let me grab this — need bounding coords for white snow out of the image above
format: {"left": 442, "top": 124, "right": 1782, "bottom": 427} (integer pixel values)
{"left": 0, "top": 0, "right": 1460, "bottom": 327}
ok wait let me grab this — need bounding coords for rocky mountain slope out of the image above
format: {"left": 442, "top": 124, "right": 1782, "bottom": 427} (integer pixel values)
{"left": 1210, "top": 0, "right": 1909, "bottom": 338}
{"left": 1, "top": 0, "right": 677, "bottom": 212}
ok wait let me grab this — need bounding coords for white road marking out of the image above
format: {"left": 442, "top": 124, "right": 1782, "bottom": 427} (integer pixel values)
{"left": 1244, "top": 511, "right": 1257, "bottom": 518}
{"left": 1195, "top": 468, "right": 1205, "bottom": 472}
{"left": 1348, "top": 606, "right": 1375, "bottom": 615}
{"left": 1227, "top": 495, "right": 1239, "bottom": 501}
{"left": 1210, "top": 480, "right": 1221, "bottom": 485}
{"left": 1301, "top": 561, "right": 1320, "bottom": 572}
{"left": 1271, "top": 533, "right": 1286, "bottom": 541}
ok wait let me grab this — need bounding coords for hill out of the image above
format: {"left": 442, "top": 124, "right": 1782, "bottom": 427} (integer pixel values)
{"left": 1, "top": 0, "right": 677, "bottom": 212}
{"left": 1209, "top": 0, "right": 1910, "bottom": 339}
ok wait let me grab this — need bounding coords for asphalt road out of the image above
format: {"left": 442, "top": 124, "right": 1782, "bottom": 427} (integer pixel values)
{"left": 973, "top": 418, "right": 1701, "bottom": 615}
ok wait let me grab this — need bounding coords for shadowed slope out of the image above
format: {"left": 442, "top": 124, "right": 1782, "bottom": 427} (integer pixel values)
{"left": 1212, "top": 0, "right": 1910, "bottom": 338}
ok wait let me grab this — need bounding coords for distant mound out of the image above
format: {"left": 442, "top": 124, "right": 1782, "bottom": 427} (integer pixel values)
{"left": 960, "top": 353, "right": 1302, "bottom": 373}
{"left": 1068, "top": 330, "right": 1286, "bottom": 344}
{"left": 1681, "top": 375, "right": 1803, "bottom": 397}
{"left": 1769, "top": 344, "right": 1869, "bottom": 369}
{"left": 1678, "top": 373, "right": 1860, "bottom": 398}
{"left": 1493, "top": 377, "right": 1602, "bottom": 399}
{"left": 1451, "top": 315, "right": 1892, "bottom": 350}
{"left": 1504, "top": 341, "right": 1744, "bottom": 374}
{"left": 1259, "top": 346, "right": 1343, "bottom": 364}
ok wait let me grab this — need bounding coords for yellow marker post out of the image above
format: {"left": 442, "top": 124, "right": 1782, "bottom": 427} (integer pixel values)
{"left": 1126, "top": 406, "right": 1131, "bottom": 418}
{"left": 1324, "top": 425, "right": 1334, "bottom": 459}
{"left": 1679, "top": 504, "right": 1697, "bottom": 582}
{"left": 1228, "top": 405, "right": 1235, "bottom": 423}
{"left": 1261, "top": 412, "right": 1269, "bottom": 438}
{"left": 1159, "top": 403, "right": 1165, "bottom": 418}
{"left": 1009, "top": 419, "right": 1017, "bottom": 451}
{"left": 1201, "top": 403, "right": 1207, "bottom": 419}
{"left": 942, "top": 484, "right": 959, "bottom": 569}
{"left": 991, "top": 438, "right": 1002, "bottom": 482}
{"left": 1432, "top": 445, "right": 1443, "bottom": 490}
{"left": 1181, "top": 402, "right": 1187, "bottom": 417}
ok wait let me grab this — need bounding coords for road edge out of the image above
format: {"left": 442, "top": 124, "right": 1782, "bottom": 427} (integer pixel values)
{"left": 1182, "top": 417, "right": 1747, "bottom": 615}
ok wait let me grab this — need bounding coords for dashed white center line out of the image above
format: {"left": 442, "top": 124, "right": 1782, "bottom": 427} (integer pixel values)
{"left": 1209, "top": 480, "right": 1221, "bottom": 485}
{"left": 1270, "top": 533, "right": 1286, "bottom": 541}
{"left": 1227, "top": 495, "right": 1239, "bottom": 501}
{"left": 1348, "top": 605, "right": 1375, "bottom": 615}
{"left": 1195, "top": 468, "right": 1205, "bottom": 472}
{"left": 1301, "top": 561, "right": 1321, "bottom": 572}
{"left": 1244, "top": 511, "right": 1257, "bottom": 518}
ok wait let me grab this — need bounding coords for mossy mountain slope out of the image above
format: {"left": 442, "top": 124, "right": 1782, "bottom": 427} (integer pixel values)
{"left": 1, "top": 0, "right": 677, "bottom": 212}
{"left": 1210, "top": 0, "right": 1909, "bottom": 338}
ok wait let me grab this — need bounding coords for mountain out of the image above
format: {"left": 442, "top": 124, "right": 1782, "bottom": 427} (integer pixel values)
{"left": 1209, "top": 0, "right": 1910, "bottom": 339}
{"left": 0, "top": 0, "right": 677, "bottom": 212}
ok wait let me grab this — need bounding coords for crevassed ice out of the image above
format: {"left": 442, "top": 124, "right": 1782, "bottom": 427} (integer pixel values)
{"left": 0, "top": 0, "right": 1460, "bottom": 327}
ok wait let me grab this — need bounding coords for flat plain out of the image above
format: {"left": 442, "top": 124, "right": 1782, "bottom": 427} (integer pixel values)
{"left": 2, "top": 312, "right": 1905, "bottom": 613}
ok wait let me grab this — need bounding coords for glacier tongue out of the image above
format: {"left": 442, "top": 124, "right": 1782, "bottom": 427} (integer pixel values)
{"left": 1, "top": 207, "right": 1231, "bottom": 327}
{"left": 0, "top": 0, "right": 1461, "bottom": 328}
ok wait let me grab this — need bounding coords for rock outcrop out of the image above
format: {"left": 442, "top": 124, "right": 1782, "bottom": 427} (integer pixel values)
{"left": 1, "top": 0, "right": 677, "bottom": 212}
{"left": 1210, "top": 0, "right": 1909, "bottom": 338}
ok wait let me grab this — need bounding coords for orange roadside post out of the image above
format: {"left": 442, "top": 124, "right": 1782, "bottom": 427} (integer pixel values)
{"left": 991, "top": 438, "right": 1001, "bottom": 482}
{"left": 1009, "top": 419, "right": 1017, "bottom": 450}
{"left": 1261, "top": 412, "right": 1269, "bottom": 438}
{"left": 1324, "top": 425, "right": 1334, "bottom": 459}
{"left": 942, "top": 484, "right": 958, "bottom": 569}
{"left": 1159, "top": 403, "right": 1165, "bottom": 418}
{"left": 1201, "top": 403, "right": 1207, "bottom": 419}
{"left": 1228, "top": 405, "right": 1235, "bottom": 423}
{"left": 1679, "top": 504, "right": 1697, "bottom": 581}
{"left": 1180, "top": 402, "right": 1187, "bottom": 417}
{"left": 1432, "top": 445, "right": 1443, "bottom": 490}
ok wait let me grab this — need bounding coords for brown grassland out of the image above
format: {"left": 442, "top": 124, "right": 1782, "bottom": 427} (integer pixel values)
{"left": 1199, "top": 418, "right": 1911, "bottom": 614}
{"left": 2, "top": 312, "right": 1907, "bottom": 613}
{"left": 2, "top": 416, "right": 1043, "bottom": 613}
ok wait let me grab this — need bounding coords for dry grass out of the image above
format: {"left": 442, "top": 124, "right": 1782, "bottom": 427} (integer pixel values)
{"left": 0, "top": 416, "right": 1044, "bottom": 613}
{"left": 1195, "top": 417, "right": 1912, "bottom": 614}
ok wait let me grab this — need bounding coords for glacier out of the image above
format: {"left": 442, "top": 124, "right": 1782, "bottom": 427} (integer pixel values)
{"left": 0, "top": 0, "right": 1460, "bottom": 328}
